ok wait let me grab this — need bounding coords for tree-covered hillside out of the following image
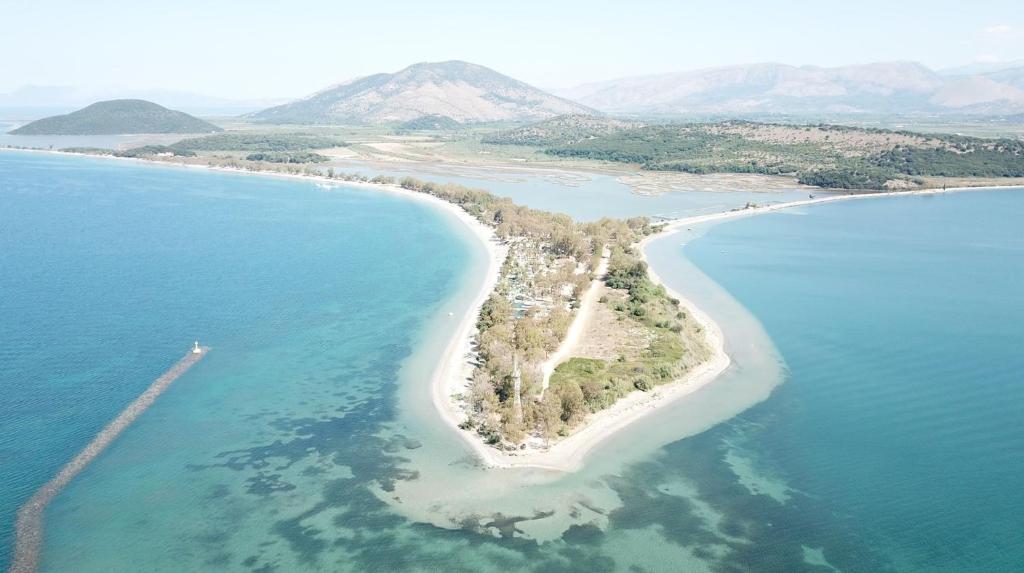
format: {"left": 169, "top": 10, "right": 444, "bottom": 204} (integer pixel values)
{"left": 9, "top": 100, "right": 221, "bottom": 135}
{"left": 486, "top": 116, "right": 1024, "bottom": 189}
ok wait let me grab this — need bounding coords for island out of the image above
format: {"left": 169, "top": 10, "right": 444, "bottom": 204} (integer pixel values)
{"left": 8, "top": 99, "right": 222, "bottom": 135}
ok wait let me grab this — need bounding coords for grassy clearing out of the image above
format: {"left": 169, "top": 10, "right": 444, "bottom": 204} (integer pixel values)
{"left": 546, "top": 246, "right": 711, "bottom": 435}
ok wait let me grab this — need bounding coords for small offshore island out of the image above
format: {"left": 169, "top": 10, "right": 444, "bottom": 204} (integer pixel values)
{"left": 8, "top": 99, "right": 221, "bottom": 136}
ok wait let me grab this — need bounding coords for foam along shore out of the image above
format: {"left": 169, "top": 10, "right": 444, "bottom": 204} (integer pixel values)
{"left": 9, "top": 346, "right": 209, "bottom": 573}
{"left": 4, "top": 149, "right": 1020, "bottom": 475}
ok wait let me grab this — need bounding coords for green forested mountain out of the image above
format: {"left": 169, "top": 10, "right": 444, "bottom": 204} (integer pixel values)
{"left": 9, "top": 99, "right": 221, "bottom": 135}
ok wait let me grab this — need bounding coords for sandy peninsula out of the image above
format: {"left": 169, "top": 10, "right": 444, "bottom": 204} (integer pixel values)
{"left": 429, "top": 183, "right": 1023, "bottom": 472}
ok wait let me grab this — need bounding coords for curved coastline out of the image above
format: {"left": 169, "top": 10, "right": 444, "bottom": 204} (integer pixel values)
{"left": 4, "top": 149, "right": 1020, "bottom": 475}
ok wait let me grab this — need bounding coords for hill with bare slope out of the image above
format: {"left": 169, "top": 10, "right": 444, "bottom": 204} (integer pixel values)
{"left": 250, "top": 61, "right": 594, "bottom": 125}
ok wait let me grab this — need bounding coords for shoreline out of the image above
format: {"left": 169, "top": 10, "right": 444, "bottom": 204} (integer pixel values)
{"left": 4, "top": 148, "right": 1020, "bottom": 474}
{"left": 649, "top": 183, "right": 1024, "bottom": 234}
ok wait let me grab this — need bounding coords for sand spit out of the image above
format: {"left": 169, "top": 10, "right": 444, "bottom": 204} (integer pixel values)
{"left": 437, "top": 184, "right": 1023, "bottom": 472}
{"left": 3, "top": 149, "right": 1020, "bottom": 476}
{"left": 9, "top": 347, "right": 209, "bottom": 573}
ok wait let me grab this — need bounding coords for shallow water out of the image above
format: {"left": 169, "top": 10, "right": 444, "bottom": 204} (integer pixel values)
{"left": 667, "top": 190, "right": 1024, "bottom": 571}
{"left": 0, "top": 151, "right": 479, "bottom": 570}
{"left": 4, "top": 152, "right": 1022, "bottom": 571}
{"left": 0, "top": 130, "right": 182, "bottom": 152}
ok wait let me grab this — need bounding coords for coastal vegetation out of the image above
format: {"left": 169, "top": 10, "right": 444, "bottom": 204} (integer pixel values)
{"left": 486, "top": 117, "right": 1024, "bottom": 190}
{"left": 305, "top": 172, "right": 709, "bottom": 448}
{"left": 539, "top": 245, "right": 711, "bottom": 439}
{"left": 243, "top": 151, "right": 328, "bottom": 163}
{"left": 385, "top": 175, "right": 711, "bottom": 447}
{"left": 61, "top": 145, "right": 196, "bottom": 158}
{"left": 171, "top": 132, "right": 345, "bottom": 152}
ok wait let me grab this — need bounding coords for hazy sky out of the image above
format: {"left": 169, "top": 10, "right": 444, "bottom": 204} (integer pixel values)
{"left": 2, "top": 0, "right": 1022, "bottom": 98}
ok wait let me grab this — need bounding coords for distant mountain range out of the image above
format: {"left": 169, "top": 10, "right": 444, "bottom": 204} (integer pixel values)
{"left": 553, "top": 61, "right": 1024, "bottom": 117}
{"left": 9, "top": 100, "right": 222, "bottom": 135}
{"left": 249, "top": 61, "right": 593, "bottom": 125}
{"left": 6, "top": 60, "right": 1023, "bottom": 128}
{"left": 0, "top": 86, "right": 287, "bottom": 117}
{"left": 937, "top": 60, "right": 1024, "bottom": 76}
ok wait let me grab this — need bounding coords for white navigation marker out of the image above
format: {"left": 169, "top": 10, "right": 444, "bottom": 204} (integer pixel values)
{"left": 192, "top": 340, "right": 202, "bottom": 354}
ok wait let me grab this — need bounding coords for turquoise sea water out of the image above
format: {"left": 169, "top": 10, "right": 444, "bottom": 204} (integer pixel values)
{"left": 0, "top": 151, "right": 482, "bottom": 570}
{"left": 655, "top": 191, "right": 1024, "bottom": 571}
{"left": 3, "top": 151, "right": 1022, "bottom": 571}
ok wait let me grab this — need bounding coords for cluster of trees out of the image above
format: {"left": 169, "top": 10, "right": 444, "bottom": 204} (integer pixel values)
{"left": 395, "top": 114, "right": 463, "bottom": 131}
{"left": 171, "top": 133, "right": 345, "bottom": 152}
{"left": 244, "top": 151, "right": 328, "bottom": 164}
{"left": 545, "top": 246, "right": 711, "bottom": 433}
{"left": 60, "top": 145, "right": 196, "bottom": 158}
{"left": 653, "top": 160, "right": 800, "bottom": 176}
{"left": 797, "top": 166, "right": 903, "bottom": 189}
{"left": 471, "top": 241, "right": 712, "bottom": 445}
{"left": 541, "top": 126, "right": 717, "bottom": 166}
{"left": 392, "top": 179, "right": 613, "bottom": 445}
{"left": 873, "top": 143, "right": 1024, "bottom": 178}
{"left": 481, "top": 114, "right": 642, "bottom": 147}
{"left": 799, "top": 139, "right": 1024, "bottom": 188}
{"left": 447, "top": 201, "right": 696, "bottom": 447}
{"left": 397, "top": 176, "right": 590, "bottom": 243}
